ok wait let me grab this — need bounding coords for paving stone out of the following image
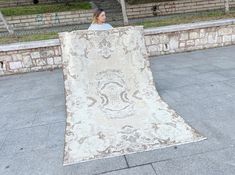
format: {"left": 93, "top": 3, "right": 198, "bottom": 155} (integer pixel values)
{"left": 163, "top": 67, "right": 200, "bottom": 77}
{"left": 0, "top": 131, "right": 9, "bottom": 151}
{"left": 46, "top": 121, "right": 66, "bottom": 149}
{"left": 2, "top": 78, "right": 63, "bottom": 102}
{"left": 215, "top": 69, "right": 235, "bottom": 78}
{"left": 203, "top": 116, "right": 235, "bottom": 143}
{"left": 0, "top": 109, "right": 37, "bottom": 132}
{"left": 125, "top": 118, "right": 232, "bottom": 167}
{"left": 191, "top": 64, "right": 222, "bottom": 73}
{"left": 223, "top": 78, "right": 235, "bottom": 87}
{"left": 152, "top": 147, "right": 235, "bottom": 175}
{"left": 101, "top": 164, "right": 156, "bottom": 175}
{"left": 32, "top": 105, "right": 66, "bottom": 126}
{"left": 1, "top": 94, "right": 64, "bottom": 116}
{"left": 152, "top": 76, "right": 196, "bottom": 91}
{"left": 0, "top": 125, "right": 50, "bottom": 157}
{"left": 149, "top": 58, "right": 176, "bottom": 72}
{"left": 161, "top": 92, "right": 235, "bottom": 123}
{"left": 211, "top": 60, "right": 235, "bottom": 69}
{"left": 192, "top": 71, "right": 230, "bottom": 84}
{"left": 0, "top": 141, "right": 127, "bottom": 175}
{"left": 62, "top": 155, "right": 128, "bottom": 175}
{"left": 162, "top": 81, "right": 235, "bottom": 103}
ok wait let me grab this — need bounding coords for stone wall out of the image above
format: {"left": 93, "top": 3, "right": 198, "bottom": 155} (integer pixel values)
{"left": 144, "top": 19, "right": 235, "bottom": 56}
{"left": 126, "top": 0, "right": 235, "bottom": 19}
{"left": 0, "top": 19, "right": 235, "bottom": 76}
{"left": 0, "top": 10, "right": 93, "bottom": 32}
{"left": 0, "top": 39, "right": 62, "bottom": 75}
{"left": 0, "top": 0, "right": 74, "bottom": 8}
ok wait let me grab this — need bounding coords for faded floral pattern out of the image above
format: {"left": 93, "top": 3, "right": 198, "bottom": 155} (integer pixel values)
{"left": 58, "top": 26, "right": 207, "bottom": 166}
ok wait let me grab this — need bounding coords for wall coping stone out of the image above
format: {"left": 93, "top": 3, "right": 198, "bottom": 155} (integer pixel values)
{"left": 0, "top": 39, "right": 60, "bottom": 52}
{"left": 144, "top": 18, "right": 235, "bottom": 35}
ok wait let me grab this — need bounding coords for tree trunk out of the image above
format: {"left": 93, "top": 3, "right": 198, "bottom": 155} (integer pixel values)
{"left": 225, "top": 0, "right": 230, "bottom": 13}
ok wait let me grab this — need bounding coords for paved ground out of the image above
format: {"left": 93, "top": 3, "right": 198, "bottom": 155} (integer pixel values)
{"left": 1, "top": 45, "right": 235, "bottom": 175}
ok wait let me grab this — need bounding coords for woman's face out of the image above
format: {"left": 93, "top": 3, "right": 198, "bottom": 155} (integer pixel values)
{"left": 97, "top": 11, "right": 106, "bottom": 23}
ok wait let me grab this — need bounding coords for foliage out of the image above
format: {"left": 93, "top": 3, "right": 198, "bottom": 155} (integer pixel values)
{"left": 0, "top": 1, "right": 91, "bottom": 16}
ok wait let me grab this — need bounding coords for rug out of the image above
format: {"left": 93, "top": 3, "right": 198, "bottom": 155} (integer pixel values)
{"left": 58, "top": 26, "right": 207, "bottom": 166}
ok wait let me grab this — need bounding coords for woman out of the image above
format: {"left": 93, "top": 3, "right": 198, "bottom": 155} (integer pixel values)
{"left": 88, "top": 8, "right": 113, "bottom": 30}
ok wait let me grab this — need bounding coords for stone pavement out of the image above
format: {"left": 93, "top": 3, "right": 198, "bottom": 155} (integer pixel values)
{"left": 0, "top": 45, "right": 235, "bottom": 175}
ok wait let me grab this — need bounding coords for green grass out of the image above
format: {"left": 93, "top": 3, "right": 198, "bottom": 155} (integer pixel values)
{"left": 126, "top": 0, "right": 176, "bottom": 5}
{"left": 136, "top": 10, "right": 235, "bottom": 28}
{"left": 0, "top": 32, "right": 58, "bottom": 44}
{"left": 0, "top": 1, "right": 92, "bottom": 16}
{"left": 1, "top": 9, "right": 235, "bottom": 45}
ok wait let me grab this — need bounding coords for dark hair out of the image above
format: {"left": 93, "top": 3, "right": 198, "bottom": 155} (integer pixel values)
{"left": 92, "top": 8, "right": 105, "bottom": 24}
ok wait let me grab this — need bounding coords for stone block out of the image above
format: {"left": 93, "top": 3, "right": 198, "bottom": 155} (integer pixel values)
{"left": 179, "top": 32, "right": 189, "bottom": 41}
{"left": 189, "top": 31, "right": 199, "bottom": 39}
{"left": 22, "top": 55, "right": 32, "bottom": 67}
{"left": 169, "top": 37, "right": 179, "bottom": 50}
{"left": 186, "top": 40, "right": 195, "bottom": 46}
{"left": 34, "top": 58, "right": 47, "bottom": 66}
{"left": 40, "top": 49, "right": 54, "bottom": 58}
{"left": 159, "top": 34, "right": 170, "bottom": 43}
{"left": 47, "top": 57, "right": 54, "bottom": 65}
{"left": 223, "top": 35, "right": 232, "bottom": 43}
{"left": 179, "top": 42, "right": 186, "bottom": 48}
{"left": 8, "top": 61, "right": 23, "bottom": 70}
{"left": 30, "top": 51, "right": 40, "bottom": 59}
{"left": 208, "top": 33, "right": 218, "bottom": 44}
{"left": 144, "top": 36, "right": 152, "bottom": 45}
{"left": 0, "top": 55, "right": 12, "bottom": 62}
{"left": 218, "top": 27, "right": 233, "bottom": 36}
{"left": 12, "top": 53, "right": 23, "bottom": 61}
{"left": 151, "top": 35, "right": 160, "bottom": 44}
{"left": 54, "top": 56, "right": 62, "bottom": 64}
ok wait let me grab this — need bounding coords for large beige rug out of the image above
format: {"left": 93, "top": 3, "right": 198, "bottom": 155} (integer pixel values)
{"left": 58, "top": 26, "right": 207, "bottom": 166}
